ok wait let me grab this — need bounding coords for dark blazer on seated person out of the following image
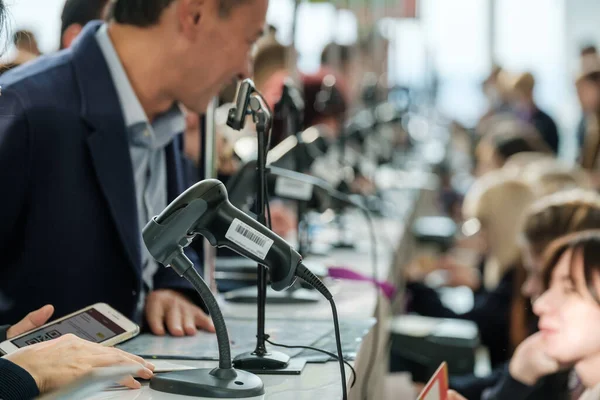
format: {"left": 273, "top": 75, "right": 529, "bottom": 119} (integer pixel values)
{"left": 0, "top": 325, "right": 40, "bottom": 399}
{"left": 0, "top": 21, "right": 202, "bottom": 326}
{"left": 449, "top": 360, "right": 570, "bottom": 400}
{"left": 530, "top": 108, "right": 559, "bottom": 154}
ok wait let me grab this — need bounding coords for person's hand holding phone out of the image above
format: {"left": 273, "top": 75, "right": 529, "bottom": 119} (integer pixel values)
{"left": 6, "top": 304, "right": 55, "bottom": 339}
{"left": 145, "top": 289, "right": 215, "bottom": 336}
{"left": 3, "top": 334, "right": 154, "bottom": 393}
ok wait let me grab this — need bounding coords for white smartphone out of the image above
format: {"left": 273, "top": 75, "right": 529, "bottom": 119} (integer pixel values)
{"left": 0, "top": 303, "right": 139, "bottom": 355}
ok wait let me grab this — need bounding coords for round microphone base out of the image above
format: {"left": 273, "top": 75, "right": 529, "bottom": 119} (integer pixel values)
{"left": 150, "top": 367, "right": 264, "bottom": 398}
{"left": 233, "top": 350, "right": 290, "bottom": 370}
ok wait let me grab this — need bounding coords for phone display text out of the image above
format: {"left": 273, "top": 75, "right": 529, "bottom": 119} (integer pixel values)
{"left": 11, "top": 308, "right": 126, "bottom": 348}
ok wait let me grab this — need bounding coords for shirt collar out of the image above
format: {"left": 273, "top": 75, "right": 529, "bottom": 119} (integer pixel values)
{"left": 95, "top": 24, "right": 147, "bottom": 128}
{"left": 94, "top": 24, "right": 185, "bottom": 150}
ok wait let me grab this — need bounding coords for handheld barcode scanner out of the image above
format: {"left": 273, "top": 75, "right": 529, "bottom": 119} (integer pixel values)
{"left": 143, "top": 179, "right": 345, "bottom": 399}
{"left": 144, "top": 179, "right": 301, "bottom": 291}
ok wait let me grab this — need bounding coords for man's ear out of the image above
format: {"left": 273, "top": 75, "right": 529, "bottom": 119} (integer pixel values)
{"left": 177, "top": 0, "right": 206, "bottom": 36}
{"left": 61, "top": 24, "right": 83, "bottom": 49}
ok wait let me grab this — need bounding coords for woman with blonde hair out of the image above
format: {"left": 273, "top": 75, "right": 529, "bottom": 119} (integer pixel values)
{"left": 502, "top": 151, "right": 554, "bottom": 173}
{"left": 408, "top": 170, "right": 536, "bottom": 367}
{"left": 521, "top": 158, "right": 592, "bottom": 197}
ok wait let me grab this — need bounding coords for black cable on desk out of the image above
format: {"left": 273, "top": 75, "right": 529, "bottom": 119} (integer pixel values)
{"left": 294, "top": 263, "right": 348, "bottom": 400}
{"left": 264, "top": 337, "right": 357, "bottom": 388}
{"left": 330, "top": 190, "right": 381, "bottom": 400}
{"left": 360, "top": 208, "right": 381, "bottom": 400}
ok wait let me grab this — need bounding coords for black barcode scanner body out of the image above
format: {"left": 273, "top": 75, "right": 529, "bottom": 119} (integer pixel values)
{"left": 143, "top": 179, "right": 301, "bottom": 291}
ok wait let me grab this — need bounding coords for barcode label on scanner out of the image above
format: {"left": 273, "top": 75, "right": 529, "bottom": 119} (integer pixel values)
{"left": 225, "top": 218, "right": 274, "bottom": 260}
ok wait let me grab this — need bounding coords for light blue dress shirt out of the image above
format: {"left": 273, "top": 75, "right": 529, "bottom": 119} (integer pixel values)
{"left": 95, "top": 25, "right": 185, "bottom": 315}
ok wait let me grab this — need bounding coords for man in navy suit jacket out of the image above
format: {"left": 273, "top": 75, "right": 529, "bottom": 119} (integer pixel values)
{"left": 0, "top": 0, "right": 267, "bottom": 337}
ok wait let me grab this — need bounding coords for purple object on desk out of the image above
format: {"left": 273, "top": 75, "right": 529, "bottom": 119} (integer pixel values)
{"left": 327, "top": 267, "right": 396, "bottom": 300}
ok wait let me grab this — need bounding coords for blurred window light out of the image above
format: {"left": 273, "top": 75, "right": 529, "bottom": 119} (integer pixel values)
{"left": 0, "top": 0, "right": 65, "bottom": 58}
{"left": 419, "top": 0, "right": 492, "bottom": 126}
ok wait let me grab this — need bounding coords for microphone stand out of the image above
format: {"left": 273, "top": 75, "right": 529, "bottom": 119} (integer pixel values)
{"left": 228, "top": 80, "right": 291, "bottom": 371}
{"left": 278, "top": 80, "right": 307, "bottom": 257}
{"left": 315, "top": 75, "right": 356, "bottom": 250}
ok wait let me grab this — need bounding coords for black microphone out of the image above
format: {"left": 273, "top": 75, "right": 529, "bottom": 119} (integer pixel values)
{"left": 268, "top": 165, "right": 362, "bottom": 209}
{"left": 227, "top": 79, "right": 254, "bottom": 131}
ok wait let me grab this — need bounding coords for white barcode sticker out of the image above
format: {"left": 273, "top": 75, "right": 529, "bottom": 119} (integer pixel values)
{"left": 274, "top": 177, "right": 313, "bottom": 201}
{"left": 225, "top": 218, "right": 274, "bottom": 260}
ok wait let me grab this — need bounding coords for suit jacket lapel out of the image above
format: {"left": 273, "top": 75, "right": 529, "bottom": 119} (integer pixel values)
{"left": 71, "top": 22, "right": 141, "bottom": 277}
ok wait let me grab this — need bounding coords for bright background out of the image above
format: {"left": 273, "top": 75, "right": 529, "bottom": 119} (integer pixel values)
{"left": 3, "top": 0, "right": 600, "bottom": 158}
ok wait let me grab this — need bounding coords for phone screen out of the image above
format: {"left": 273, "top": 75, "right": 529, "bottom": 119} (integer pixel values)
{"left": 11, "top": 307, "right": 126, "bottom": 348}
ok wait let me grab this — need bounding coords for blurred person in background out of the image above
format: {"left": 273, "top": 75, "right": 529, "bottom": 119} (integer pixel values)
{"left": 507, "top": 72, "right": 559, "bottom": 154}
{"left": 476, "top": 66, "right": 514, "bottom": 139}
{"left": 501, "top": 151, "right": 554, "bottom": 174}
{"left": 0, "top": 30, "right": 41, "bottom": 74}
{"left": 576, "top": 61, "right": 600, "bottom": 182}
{"left": 301, "top": 69, "right": 348, "bottom": 141}
{"left": 321, "top": 43, "right": 352, "bottom": 76}
{"left": 479, "top": 66, "right": 511, "bottom": 123}
{"left": 407, "top": 172, "right": 536, "bottom": 368}
{"left": 11, "top": 30, "right": 41, "bottom": 62}
{"left": 474, "top": 118, "right": 551, "bottom": 176}
{"left": 60, "top": 0, "right": 111, "bottom": 49}
{"left": 580, "top": 44, "right": 598, "bottom": 73}
{"left": 321, "top": 43, "right": 357, "bottom": 100}
{"left": 252, "top": 27, "right": 287, "bottom": 95}
{"left": 575, "top": 48, "right": 600, "bottom": 154}
{"left": 521, "top": 158, "right": 592, "bottom": 197}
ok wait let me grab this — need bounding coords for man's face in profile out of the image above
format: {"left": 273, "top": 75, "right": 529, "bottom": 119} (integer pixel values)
{"left": 178, "top": 0, "right": 268, "bottom": 113}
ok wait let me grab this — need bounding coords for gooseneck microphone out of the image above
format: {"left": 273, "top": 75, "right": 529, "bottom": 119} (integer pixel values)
{"left": 143, "top": 179, "right": 348, "bottom": 399}
{"left": 226, "top": 79, "right": 293, "bottom": 371}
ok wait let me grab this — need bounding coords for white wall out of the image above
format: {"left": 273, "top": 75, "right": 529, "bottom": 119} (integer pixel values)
{"left": 494, "top": 0, "right": 571, "bottom": 156}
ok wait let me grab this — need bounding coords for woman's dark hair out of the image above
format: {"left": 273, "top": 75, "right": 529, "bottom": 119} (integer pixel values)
{"left": 523, "top": 190, "right": 600, "bottom": 256}
{"left": 542, "top": 230, "right": 600, "bottom": 305}
{"left": 60, "top": 0, "right": 110, "bottom": 36}
{"left": 581, "top": 45, "right": 598, "bottom": 57}
{"left": 475, "top": 118, "right": 551, "bottom": 168}
{"left": 494, "top": 134, "right": 550, "bottom": 162}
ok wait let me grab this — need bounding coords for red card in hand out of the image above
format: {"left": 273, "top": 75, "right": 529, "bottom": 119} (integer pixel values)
{"left": 417, "top": 362, "right": 449, "bottom": 400}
